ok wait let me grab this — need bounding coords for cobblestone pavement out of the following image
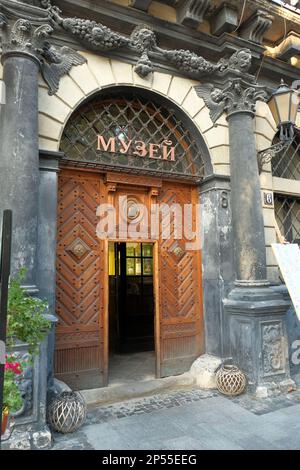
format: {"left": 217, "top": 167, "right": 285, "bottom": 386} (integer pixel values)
{"left": 51, "top": 387, "right": 300, "bottom": 450}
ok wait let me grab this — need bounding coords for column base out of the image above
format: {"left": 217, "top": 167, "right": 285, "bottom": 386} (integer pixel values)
{"left": 254, "top": 378, "right": 296, "bottom": 398}
{"left": 224, "top": 284, "right": 295, "bottom": 395}
{"left": 1, "top": 424, "right": 52, "bottom": 450}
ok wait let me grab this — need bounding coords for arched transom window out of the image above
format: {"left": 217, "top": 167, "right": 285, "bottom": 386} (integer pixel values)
{"left": 60, "top": 89, "right": 205, "bottom": 182}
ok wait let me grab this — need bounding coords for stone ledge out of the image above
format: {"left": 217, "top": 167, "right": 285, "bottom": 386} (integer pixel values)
{"left": 80, "top": 372, "right": 194, "bottom": 406}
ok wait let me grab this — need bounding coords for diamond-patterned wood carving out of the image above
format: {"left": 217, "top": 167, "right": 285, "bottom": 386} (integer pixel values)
{"left": 158, "top": 181, "right": 204, "bottom": 377}
{"left": 55, "top": 170, "right": 204, "bottom": 386}
{"left": 55, "top": 170, "right": 106, "bottom": 390}
{"left": 66, "top": 238, "right": 90, "bottom": 260}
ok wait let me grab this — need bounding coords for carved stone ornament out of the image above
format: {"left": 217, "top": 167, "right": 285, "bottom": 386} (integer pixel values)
{"left": 0, "top": 7, "right": 86, "bottom": 95}
{"left": 67, "top": 238, "right": 90, "bottom": 260}
{"left": 195, "top": 77, "right": 267, "bottom": 123}
{"left": 41, "top": 41, "right": 87, "bottom": 95}
{"left": 0, "top": 14, "right": 53, "bottom": 59}
{"left": 49, "top": 6, "right": 130, "bottom": 51}
{"left": 177, "top": 0, "right": 212, "bottom": 29}
{"left": 257, "top": 140, "right": 291, "bottom": 173}
{"left": 41, "top": 2, "right": 256, "bottom": 82}
{"left": 262, "top": 323, "right": 285, "bottom": 376}
{"left": 131, "top": 24, "right": 157, "bottom": 78}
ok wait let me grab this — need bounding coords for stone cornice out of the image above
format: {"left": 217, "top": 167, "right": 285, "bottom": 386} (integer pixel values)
{"left": 0, "top": 14, "right": 53, "bottom": 65}
{"left": 249, "top": 0, "right": 300, "bottom": 22}
{"left": 28, "top": 0, "right": 300, "bottom": 86}
{"left": 1, "top": 1, "right": 299, "bottom": 92}
{"left": 42, "top": 2, "right": 258, "bottom": 83}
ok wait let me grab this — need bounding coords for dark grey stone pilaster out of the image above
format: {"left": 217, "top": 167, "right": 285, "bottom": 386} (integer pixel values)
{"left": 38, "top": 151, "right": 62, "bottom": 385}
{"left": 38, "top": 152, "right": 62, "bottom": 311}
{"left": 200, "top": 175, "right": 234, "bottom": 359}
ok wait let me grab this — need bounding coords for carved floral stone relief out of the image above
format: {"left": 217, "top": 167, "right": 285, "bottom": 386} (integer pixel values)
{"left": 262, "top": 322, "right": 285, "bottom": 376}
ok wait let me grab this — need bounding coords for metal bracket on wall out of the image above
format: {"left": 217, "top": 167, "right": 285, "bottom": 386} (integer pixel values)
{"left": 257, "top": 140, "right": 291, "bottom": 173}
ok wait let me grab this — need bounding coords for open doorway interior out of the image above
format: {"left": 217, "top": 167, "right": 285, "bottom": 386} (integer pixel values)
{"left": 108, "top": 242, "right": 155, "bottom": 384}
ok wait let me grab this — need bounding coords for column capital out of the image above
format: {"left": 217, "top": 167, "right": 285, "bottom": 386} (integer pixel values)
{"left": 195, "top": 77, "right": 268, "bottom": 123}
{"left": 0, "top": 3, "right": 86, "bottom": 95}
{"left": 0, "top": 13, "right": 53, "bottom": 66}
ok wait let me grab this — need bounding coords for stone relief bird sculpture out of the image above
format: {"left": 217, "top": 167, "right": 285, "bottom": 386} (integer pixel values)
{"left": 194, "top": 83, "right": 227, "bottom": 123}
{"left": 40, "top": 41, "right": 86, "bottom": 95}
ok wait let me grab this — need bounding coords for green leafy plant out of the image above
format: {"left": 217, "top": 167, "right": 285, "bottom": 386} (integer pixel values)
{"left": 6, "top": 268, "right": 51, "bottom": 357}
{"left": 2, "top": 269, "right": 52, "bottom": 417}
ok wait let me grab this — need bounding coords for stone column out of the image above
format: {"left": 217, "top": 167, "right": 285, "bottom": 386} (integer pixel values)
{"left": 0, "top": 11, "right": 53, "bottom": 450}
{"left": 197, "top": 75, "right": 295, "bottom": 396}
{"left": 228, "top": 110, "right": 267, "bottom": 283}
{"left": 0, "top": 15, "right": 53, "bottom": 291}
{"left": 225, "top": 81, "right": 294, "bottom": 395}
{"left": 0, "top": 3, "right": 87, "bottom": 449}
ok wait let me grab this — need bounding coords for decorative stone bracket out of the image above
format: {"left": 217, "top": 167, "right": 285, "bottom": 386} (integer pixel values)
{"left": 177, "top": 0, "right": 213, "bottom": 29}
{"left": 130, "top": 0, "right": 152, "bottom": 12}
{"left": 240, "top": 10, "right": 274, "bottom": 45}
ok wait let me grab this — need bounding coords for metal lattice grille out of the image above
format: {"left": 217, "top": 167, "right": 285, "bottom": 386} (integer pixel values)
{"left": 60, "top": 92, "right": 205, "bottom": 180}
{"left": 274, "top": 195, "right": 300, "bottom": 244}
{"left": 272, "top": 136, "right": 300, "bottom": 180}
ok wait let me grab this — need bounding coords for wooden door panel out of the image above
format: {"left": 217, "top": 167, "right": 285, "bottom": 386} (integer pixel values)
{"left": 55, "top": 169, "right": 203, "bottom": 387}
{"left": 55, "top": 170, "right": 106, "bottom": 390}
{"left": 158, "top": 182, "right": 204, "bottom": 377}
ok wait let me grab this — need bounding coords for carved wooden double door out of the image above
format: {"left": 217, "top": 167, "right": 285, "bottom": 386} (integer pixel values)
{"left": 55, "top": 168, "right": 204, "bottom": 390}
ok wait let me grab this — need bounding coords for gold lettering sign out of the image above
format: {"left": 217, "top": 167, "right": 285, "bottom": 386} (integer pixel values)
{"left": 97, "top": 135, "right": 176, "bottom": 161}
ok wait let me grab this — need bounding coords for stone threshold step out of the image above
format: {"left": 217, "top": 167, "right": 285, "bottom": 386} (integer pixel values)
{"left": 80, "top": 372, "right": 195, "bottom": 406}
